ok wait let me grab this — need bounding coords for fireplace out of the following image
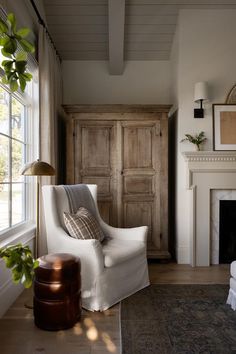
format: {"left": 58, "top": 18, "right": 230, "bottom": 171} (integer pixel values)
{"left": 219, "top": 200, "right": 236, "bottom": 263}
{"left": 211, "top": 190, "right": 236, "bottom": 265}
{"left": 183, "top": 151, "right": 236, "bottom": 266}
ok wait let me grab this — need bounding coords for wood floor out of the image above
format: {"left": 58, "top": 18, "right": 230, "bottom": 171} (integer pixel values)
{"left": 149, "top": 262, "right": 230, "bottom": 284}
{"left": 0, "top": 263, "right": 230, "bottom": 354}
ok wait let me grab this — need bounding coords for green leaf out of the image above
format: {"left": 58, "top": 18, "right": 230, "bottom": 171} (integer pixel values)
{"left": 33, "top": 260, "right": 39, "bottom": 269}
{"left": 12, "top": 267, "right": 22, "bottom": 283}
{"left": 2, "top": 256, "right": 10, "bottom": 267}
{"left": 2, "top": 60, "right": 13, "bottom": 73}
{"left": 15, "top": 51, "right": 27, "bottom": 61}
{"left": 0, "top": 35, "right": 9, "bottom": 46}
{"left": 16, "top": 28, "right": 30, "bottom": 38}
{"left": 1, "top": 48, "right": 12, "bottom": 58}
{"left": 7, "top": 71, "right": 17, "bottom": 82}
{"left": 3, "top": 38, "right": 17, "bottom": 54}
{"left": 19, "top": 76, "right": 26, "bottom": 92}
{"left": 19, "top": 39, "right": 35, "bottom": 53}
{"left": 2, "top": 59, "right": 13, "bottom": 66}
{"left": 22, "top": 72, "right": 32, "bottom": 81}
{"left": 10, "top": 79, "right": 18, "bottom": 92}
{"left": 7, "top": 13, "right": 16, "bottom": 32}
{"left": 5, "top": 256, "right": 15, "bottom": 268}
{"left": 15, "top": 60, "right": 27, "bottom": 74}
{"left": 1, "top": 75, "right": 9, "bottom": 84}
{"left": 0, "top": 19, "right": 8, "bottom": 34}
{"left": 23, "top": 277, "right": 32, "bottom": 289}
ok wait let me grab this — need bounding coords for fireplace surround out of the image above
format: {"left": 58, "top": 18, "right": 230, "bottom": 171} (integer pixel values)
{"left": 183, "top": 151, "right": 236, "bottom": 266}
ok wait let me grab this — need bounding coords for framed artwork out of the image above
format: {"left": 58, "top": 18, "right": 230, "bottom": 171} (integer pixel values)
{"left": 226, "top": 84, "right": 236, "bottom": 104}
{"left": 213, "top": 104, "right": 236, "bottom": 151}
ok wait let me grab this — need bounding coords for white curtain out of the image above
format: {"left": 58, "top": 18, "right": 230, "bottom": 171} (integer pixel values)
{"left": 38, "top": 24, "right": 63, "bottom": 256}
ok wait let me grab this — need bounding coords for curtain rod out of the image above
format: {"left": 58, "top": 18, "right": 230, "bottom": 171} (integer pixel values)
{"left": 30, "top": 0, "right": 62, "bottom": 61}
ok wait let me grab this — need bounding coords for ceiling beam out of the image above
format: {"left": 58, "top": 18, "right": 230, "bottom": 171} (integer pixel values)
{"left": 108, "top": 0, "right": 125, "bottom": 75}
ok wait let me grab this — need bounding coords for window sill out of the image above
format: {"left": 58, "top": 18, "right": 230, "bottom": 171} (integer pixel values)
{"left": 0, "top": 222, "right": 35, "bottom": 248}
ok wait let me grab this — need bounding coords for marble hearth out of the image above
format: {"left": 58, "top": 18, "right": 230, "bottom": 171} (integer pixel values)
{"left": 183, "top": 151, "right": 236, "bottom": 267}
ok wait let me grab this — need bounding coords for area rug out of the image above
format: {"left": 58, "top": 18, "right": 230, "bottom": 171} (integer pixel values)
{"left": 121, "top": 284, "right": 236, "bottom": 354}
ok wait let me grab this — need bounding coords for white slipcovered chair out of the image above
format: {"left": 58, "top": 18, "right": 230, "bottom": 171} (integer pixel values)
{"left": 42, "top": 184, "right": 150, "bottom": 311}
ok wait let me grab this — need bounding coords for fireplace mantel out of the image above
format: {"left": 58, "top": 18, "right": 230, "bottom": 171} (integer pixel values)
{"left": 183, "top": 151, "right": 236, "bottom": 163}
{"left": 182, "top": 151, "right": 236, "bottom": 266}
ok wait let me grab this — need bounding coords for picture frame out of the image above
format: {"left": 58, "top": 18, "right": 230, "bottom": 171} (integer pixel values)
{"left": 225, "top": 84, "right": 236, "bottom": 104}
{"left": 213, "top": 104, "right": 236, "bottom": 151}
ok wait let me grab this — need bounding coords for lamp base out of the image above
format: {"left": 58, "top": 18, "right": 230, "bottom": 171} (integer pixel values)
{"left": 194, "top": 108, "right": 204, "bottom": 118}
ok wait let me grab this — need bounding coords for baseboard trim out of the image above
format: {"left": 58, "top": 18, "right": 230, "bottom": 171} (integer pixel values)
{"left": 0, "top": 279, "right": 23, "bottom": 318}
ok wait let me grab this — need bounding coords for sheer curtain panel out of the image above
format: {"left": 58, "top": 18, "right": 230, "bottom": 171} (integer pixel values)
{"left": 38, "top": 24, "right": 63, "bottom": 255}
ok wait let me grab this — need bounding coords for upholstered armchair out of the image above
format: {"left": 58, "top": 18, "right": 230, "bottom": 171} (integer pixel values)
{"left": 42, "top": 184, "right": 150, "bottom": 311}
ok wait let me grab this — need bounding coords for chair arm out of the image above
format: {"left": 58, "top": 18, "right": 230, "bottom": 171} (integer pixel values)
{"left": 100, "top": 221, "right": 148, "bottom": 243}
{"left": 46, "top": 227, "right": 104, "bottom": 278}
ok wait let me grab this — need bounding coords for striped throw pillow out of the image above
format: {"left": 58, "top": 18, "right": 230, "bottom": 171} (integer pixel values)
{"left": 63, "top": 207, "right": 104, "bottom": 242}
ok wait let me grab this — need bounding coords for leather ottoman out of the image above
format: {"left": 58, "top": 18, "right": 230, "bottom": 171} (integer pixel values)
{"left": 34, "top": 253, "right": 81, "bottom": 330}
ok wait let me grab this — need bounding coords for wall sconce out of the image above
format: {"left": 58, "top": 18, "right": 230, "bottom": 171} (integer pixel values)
{"left": 194, "top": 81, "right": 208, "bottom": 118}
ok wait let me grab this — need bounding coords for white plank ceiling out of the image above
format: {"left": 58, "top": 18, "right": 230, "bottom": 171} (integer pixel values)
{"left": 43, "top": 0, "right": 236, "bottom": 63}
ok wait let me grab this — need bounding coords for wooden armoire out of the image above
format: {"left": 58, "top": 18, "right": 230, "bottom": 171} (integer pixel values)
{"left": 64, "top": 105, "right": 171, "bottom": 259}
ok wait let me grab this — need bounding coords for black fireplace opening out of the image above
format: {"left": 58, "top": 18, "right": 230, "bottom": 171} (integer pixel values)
{"left": 219, "top": 200, "right": 236, "bottom": 264}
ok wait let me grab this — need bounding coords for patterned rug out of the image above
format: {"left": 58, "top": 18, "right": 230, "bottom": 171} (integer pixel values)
{"left": 121, "top": 284, "right": 236, "bottom": 354}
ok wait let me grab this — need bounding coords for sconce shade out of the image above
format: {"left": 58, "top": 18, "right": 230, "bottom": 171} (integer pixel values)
{"left": 21, "top": 159, "right": 55, "bottom": 176}
{"left": 194, "top": 81, "right": 208, "bottom": 102}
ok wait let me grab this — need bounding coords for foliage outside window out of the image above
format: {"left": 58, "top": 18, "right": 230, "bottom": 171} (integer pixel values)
{"left": 0, "top": 85, "right": 27, "bottom": 232}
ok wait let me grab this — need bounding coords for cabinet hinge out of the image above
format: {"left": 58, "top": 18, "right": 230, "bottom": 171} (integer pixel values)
{"left": 160, "top": 233, "right": 162, "bottom": 240}
{"left": 160, "top": 130, "right": 162, "bottom": 137}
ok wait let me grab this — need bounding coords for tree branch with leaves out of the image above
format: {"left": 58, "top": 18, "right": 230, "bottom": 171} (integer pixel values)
{"left": 0, "top": 12, "right": 35, "bottom": 92}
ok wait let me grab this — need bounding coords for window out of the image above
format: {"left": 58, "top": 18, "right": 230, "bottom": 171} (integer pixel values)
{"left": 0, "top": 9, "right": 39, "bottom": 237}
{"left": 0, "top": 87, "right": 26, "bottom": 231}
{"left": 0, "top": 75, "right": 38, "bottom": 236}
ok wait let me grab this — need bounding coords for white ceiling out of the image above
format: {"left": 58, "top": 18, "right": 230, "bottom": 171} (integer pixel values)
{"left": 43, "top": 0, "right": 236, "bottom": 62}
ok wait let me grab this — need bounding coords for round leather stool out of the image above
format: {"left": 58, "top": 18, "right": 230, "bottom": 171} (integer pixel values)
{"left": 34, "top": 253, "right": 81, "bottom": 331}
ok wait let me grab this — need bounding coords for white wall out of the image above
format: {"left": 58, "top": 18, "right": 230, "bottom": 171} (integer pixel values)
{"left": 175, "top": 9, "right": 236, "bottom": 263}
{"left": 170, "top": 25, "right": 179, "bottom": 112}
{"left": 62, "top": 60, "right": 171, "bottom": 104}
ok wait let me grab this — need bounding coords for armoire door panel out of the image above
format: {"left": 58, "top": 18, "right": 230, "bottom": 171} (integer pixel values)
{"left": 124, "top": 201, "right": 153, "bottom": 238}
{"left": 121, "top": 120, "right": 161, "bottom": 255}
{"left": 123, "top": 126, "right": 152, "bottom": 169}
{"left": 81, "top": 126, "right": 111, "bottom": 170}
{"left": 124, "top": 176, "right": 153, "bottom": 195}
{"left": 97, "top": 201, "right": 113, "bottom": 226}
{"left": 75, "top": 120, "right": 117, "bottom": 228}
{"left": 124, "top": 201, "right": 152, "bottom": 226}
